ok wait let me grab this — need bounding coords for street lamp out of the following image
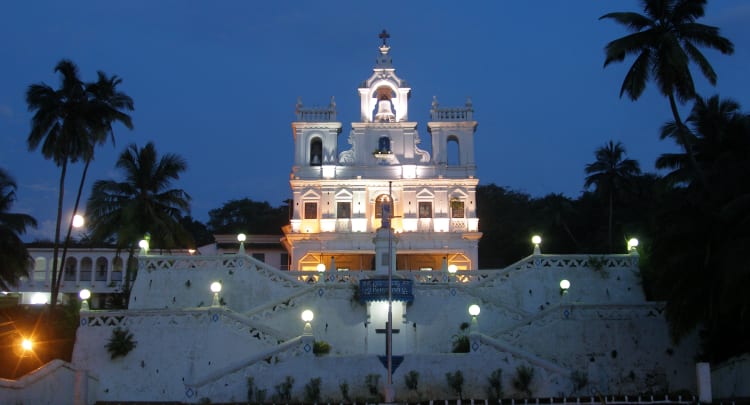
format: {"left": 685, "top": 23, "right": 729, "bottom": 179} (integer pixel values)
{"left": 468, "top": 304, "right": 481, "bottom": 335}
{"left": 237, "top": 233, "right": 246, "bottom": 254}
{"left": 468, "top": 304, "right": 480, "bottom": 317}
{"left": 531, "top": 235, "right": 542, "bottom": 255}
{"left": 210, "top": 282, "right": 222, "bottom": 307}
{"left": 627, "top": 238, "right": 639, "bottom": 253}
{"left": 559, "top": 279, "right": 570, "bottom": 296}
{"left": 448, "top": 264, "right": 458, "bottom": 274}
{"left": 301, "top": 309, "right": 314, "bottom": 335}
{"left": 138, "top": 237, "right": 150, "bottom": 255}
{"left": 21, "top": 338, "right": 33, "bottom": 352}
{"left": 79, "top": 288, "right": 91, "bottom": 311}
{"left": 72, "top": 214, "right": 85, "bottom": 228}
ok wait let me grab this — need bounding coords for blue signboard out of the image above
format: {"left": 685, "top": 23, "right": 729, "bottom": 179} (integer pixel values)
{"left": 359, "top": 279, "right": 414, "bottom": 303}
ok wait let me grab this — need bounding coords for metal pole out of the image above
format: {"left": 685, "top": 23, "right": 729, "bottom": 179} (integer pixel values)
{"left": 387, "top": 180, "right": 393, "bottom": 386}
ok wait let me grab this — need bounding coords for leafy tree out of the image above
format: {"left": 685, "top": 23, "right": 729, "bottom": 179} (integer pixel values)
{"left": 25, "top": 59, "right": 133, "bottom": 307}
{"left": 532, "top": 193, "right": 581, "bottom": 253}
{"left": 180, "top": 215, "right": 213, "bottom": 247}
{"left": 646, "top": 95, "right": 750, "bottom": 362}
{"left": 0, "top": 168, "right": 37, "bottom": 289}
{"left": 207, "top": 198, "right": 288, "bottom": 235}
{"left": 477, "top": 184, "right": 536, "bottom": 267}
{"left": 600, "top": 0, "right": 734, "bottom": 180}
{"left": 584, "top": 141, "right": 641, "bottom": 252}
{"left": 86, "top": 142, "right": 192, "bottom": 291}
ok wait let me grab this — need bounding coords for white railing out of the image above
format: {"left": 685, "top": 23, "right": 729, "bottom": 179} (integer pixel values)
{"left": 430, "top": 106, "right": 473, "bottom": 121}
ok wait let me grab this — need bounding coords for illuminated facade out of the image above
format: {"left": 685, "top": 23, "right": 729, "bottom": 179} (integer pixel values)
{"left": 283, "top": 35, "right": 481, "bottom": 272}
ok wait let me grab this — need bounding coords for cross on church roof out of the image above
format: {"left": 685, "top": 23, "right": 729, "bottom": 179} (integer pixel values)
{"left": 379, "top": 29, "right": 390, "bottom": 46}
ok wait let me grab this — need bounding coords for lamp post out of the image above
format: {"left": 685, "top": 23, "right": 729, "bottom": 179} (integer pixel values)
{"left": 237, "top": 233, "right": 246, "bottom": 254}
{"left": 468, "top": 304, "right": 480, "bottom": 332}
{"left": 210, "top": 282, "right": 222, "bottom": 307}
{"left": 301, "top": 309, "right": 314, "bottom": 336}
{"left": 627, "top": 238, "right": 639, "bottom": 254}
{"left": 559, "top": 279, "right": 570, "bottom": 296}
{"left": 531, "top": 235, "right": 542, "bottom": 255}
{"left": 79, "top": 288, "right": 91, "bottom": 311}
{"left": 138, "top": 237, "right": 150, "bottom": 256}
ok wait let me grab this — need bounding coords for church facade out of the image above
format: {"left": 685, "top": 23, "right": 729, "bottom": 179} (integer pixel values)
{"left": 284, "top": 35, "right": 481, "bottom": 273}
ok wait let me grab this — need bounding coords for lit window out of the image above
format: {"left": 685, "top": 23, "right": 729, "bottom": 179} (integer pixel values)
{"left": 337, "top": 202, "right": 351, "bottom": 219}
{"left": 451, "top": 200, "right": 465, "bottom": 218}
{"left": 310, "top": 138, "right": 322, "bottom": 166}
{"left": 375, "top": 195, "right": 392, "bottom": 218}
{"left": 418, "top": 202, "right": 432, "bottom": 218}
{"left": 304, "top": 202, "right": 317, "bottom": 219}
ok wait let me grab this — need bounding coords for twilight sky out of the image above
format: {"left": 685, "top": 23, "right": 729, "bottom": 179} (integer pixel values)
{"left": 1, "top": 1, "right": 748, "bottom": 241}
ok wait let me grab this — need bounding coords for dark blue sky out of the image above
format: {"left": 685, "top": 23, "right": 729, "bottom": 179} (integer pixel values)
{"left": 1, "top": 1, "right": 748, "bottom": 241}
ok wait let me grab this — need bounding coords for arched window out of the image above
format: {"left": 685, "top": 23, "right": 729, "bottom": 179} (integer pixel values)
{"left": 310, "top": 138, "right": 322, "bottom": 166}
{"left": 447, "top": 136, "right": 460, "bottom": 165}
{"left": 95, "top": 257, "right": 108, "bottom": 281}
{"left": 112, "top": 257, "right": 124, "bottom": 282}
{"left": 80, "top": 257, "right": 93, "bottom": 281}
{"left": 34, "top": 257, "right": 47, "bottom": 281}
{"left": 374, "top": 194, "right": 392, "bottom": 219}
{"left": 64, "top": 257, "right": 77, "bottom": 281}
{"left": 377, "top": 136, "right": 391, "bottom": 153}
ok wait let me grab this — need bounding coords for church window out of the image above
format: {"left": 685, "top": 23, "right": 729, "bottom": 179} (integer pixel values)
{"left": 310, "top": 138, "right": 322, "bottom": 166}
{"left": 375, "top": 194, "right": 392, "bottom": 218}
{"left": 377, "top": 136, "right": 391, "bottom": 153}
{"left": 337, "top": 202, "right": 351, "bottom": 219}
{"left": 419, "top": 202, "right": 432, "bottom": 218}
{"left": 447, "top": 136, "right": 460, "bottom": 165}
{"left": 451, "top": 199, "right": 465, "bottom": 218}
{"left": 304, "top": 202, "right": 318, "bottom": 219}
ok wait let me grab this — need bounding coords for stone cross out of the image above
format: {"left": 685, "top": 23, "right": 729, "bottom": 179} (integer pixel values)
{"left": 379, "top": 29, "right": 390, "bottom": 46}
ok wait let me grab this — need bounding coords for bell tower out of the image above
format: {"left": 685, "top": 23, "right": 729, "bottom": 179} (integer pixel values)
{"left": 358, "top": 30, "right": 411, "bottom": 123}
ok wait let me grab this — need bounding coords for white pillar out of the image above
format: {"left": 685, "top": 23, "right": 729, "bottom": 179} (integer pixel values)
{"left": 696, "top": 362, "right": 712, "bottom": 403}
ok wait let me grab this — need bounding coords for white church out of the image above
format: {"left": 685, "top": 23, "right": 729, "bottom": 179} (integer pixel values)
{"left": 6, "top": 33, "right": 743, "bottom": 404}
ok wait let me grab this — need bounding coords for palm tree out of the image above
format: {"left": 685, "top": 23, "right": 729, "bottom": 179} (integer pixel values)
{"left": 600, "top": 0, "right": 734, "bottom": 180}
{"left": 26, "top": 59, "right": 134, "bottom": 308}
{"left": 26, "top": 60, "right": 91, "bottom": 307}
{"left": 0, "top": 168, "right": 38, "bottom": 290}
{"left": 55, "top": 71, "right": 134, "bottom": 302}
{"left": 647, "top": 95, "right": 750, "bottom": 361}
{"left": 658, "top": 95, "right": 750, "bottom": 190}
{"left": 584, "top": 141, "right": 641, "bottom": 252}
{"left": 86, "top": 142, "right": 193, "bottom": 291}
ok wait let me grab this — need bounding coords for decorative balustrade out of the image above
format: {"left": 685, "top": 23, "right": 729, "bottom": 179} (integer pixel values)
{"left": 137, "top": 253, "right": 638, "bottom": 289}
{"left": 430, "top": 96, "right": 474, "bottom": 121}
{"left": 295, "top": 97, "right": 337, "bottom": 122}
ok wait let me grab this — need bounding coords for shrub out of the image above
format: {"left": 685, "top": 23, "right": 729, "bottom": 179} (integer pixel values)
{"left": 487, "top": 368, "right": 504, "bottom": 400}
{"left": 405, "top": 370, "right": 419, "bottom": 392}
{"left": 446, "top": 370, "right": 464, "bottom": 399}
{"left": 274, "top": 375, "right": 294, "bottom": 401}
{"left": 304, "top": 377, "right": 321, "bottom": 403}
{"left": 313, "top": 340, "right": 331, "bottom": 356}
{"left": 571, "top": 369, "right": 588, "bottom": 393}
{"left": 512, "top": 365, "right": 534, "bottom": 397}
{"left": 105, "top": 327, "right": 137, "bottom": 359}
{"left": 365, "top": 373, "right": 381, "bottom": 400}
{"left": 339, "top": 381, "right": 350, "bottom": 403}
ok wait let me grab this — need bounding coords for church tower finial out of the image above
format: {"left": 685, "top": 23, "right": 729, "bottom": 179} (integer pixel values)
{"left": 375, "top": 29, "right": 392, "bottom": 67}
{"left": 379, "top": 29, "right": 390, "bottom": 46}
